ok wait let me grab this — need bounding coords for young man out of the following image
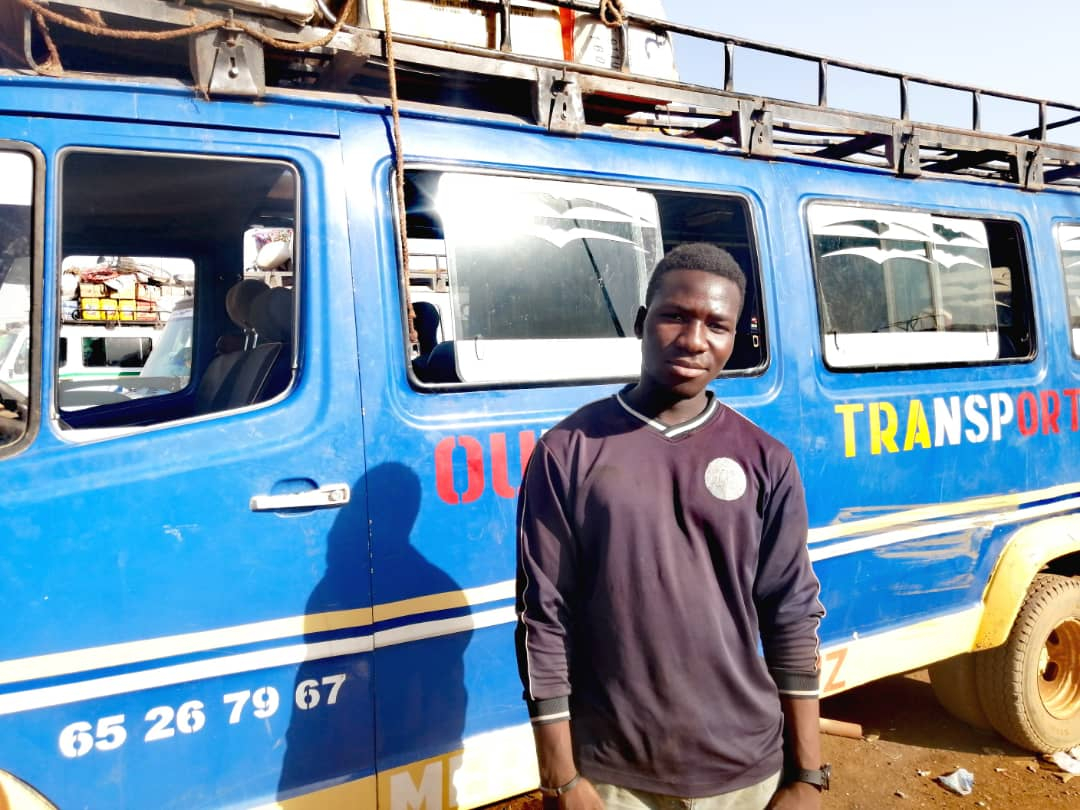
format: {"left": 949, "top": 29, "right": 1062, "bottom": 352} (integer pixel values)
{"left": 515, "top": 243, "right": 826, "bottom": 810}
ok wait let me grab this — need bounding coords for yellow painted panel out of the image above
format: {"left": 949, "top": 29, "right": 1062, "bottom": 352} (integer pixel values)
{"left": 819, "top": 607, "right": 981, "bottom": 696}
{"left": 975, "top": 514, "right": 1080, "bottom": 649}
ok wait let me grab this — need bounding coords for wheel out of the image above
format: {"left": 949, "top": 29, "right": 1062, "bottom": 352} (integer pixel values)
{"left": 974, "top": 573, "right": 1080, "bottom": 752}
{"left": 928, "top": 653, "right": 992, "bottom": 730}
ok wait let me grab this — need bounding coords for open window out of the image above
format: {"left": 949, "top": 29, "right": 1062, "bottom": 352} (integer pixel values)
{"left": 808, "top": 202, "right": 1034, "bottom": 369}
{"left": 57, "top": 151, "right": 298, "bottom": 429}
{"left": 0, "top": 149, "right": 34, "bottom": 450}
{"left": 1055, "top": 224, "right": 1080, "bottom": 357}
{"left": 403, "top": 171, "right": 764, "bottom": 386}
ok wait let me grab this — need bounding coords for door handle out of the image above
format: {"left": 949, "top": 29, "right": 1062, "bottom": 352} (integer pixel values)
{"left": 250, "top": 483, "right": 351, "bottom": 512}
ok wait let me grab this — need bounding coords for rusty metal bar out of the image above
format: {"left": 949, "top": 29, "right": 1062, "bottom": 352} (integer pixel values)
{"left": 499, "top": 0, "right": 512, "bottom": 53}
{"left": 724, "top": 40, "right": 734, "bottom": 93}
{"left": 538, "top": 0, "right": 1080, "bottom": 116}
{"left": 1043, "top": 164, "right": 1080, "bottom": 184}
{"left": 813, "top": 133, "right": 889, "bottom": 161}
{"left": 1012, "top": 110, "right": 1080, "bottom": 140}
{"left": 923, "top": 149, "right": 1011, "bottom": 175}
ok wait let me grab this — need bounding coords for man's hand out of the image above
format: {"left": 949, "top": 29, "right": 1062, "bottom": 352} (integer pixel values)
{"left": 766, "top": 780, "right": 821, "bottom": 810}
{"left": 534, "top": 721, "right": 603, "bottom": 810}
{"left": 541, "top": 776, "right": 604, "bottom": 810}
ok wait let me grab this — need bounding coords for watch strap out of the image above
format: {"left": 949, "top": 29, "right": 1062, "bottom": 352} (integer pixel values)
{"left": 539, "top": 773, "right": 581, "bottom": 797}
{"left": 791, "top": 764, "right": 830, "bottom": 790}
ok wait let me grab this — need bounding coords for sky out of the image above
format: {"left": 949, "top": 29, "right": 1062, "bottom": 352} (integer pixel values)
{"left": 660, "top": 0, "right": 1080, "bottom": 142}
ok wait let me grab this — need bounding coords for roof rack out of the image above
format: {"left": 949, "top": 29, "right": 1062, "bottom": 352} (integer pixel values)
{"left": 5, "top": 0, "right": 1080, "bottom": 191}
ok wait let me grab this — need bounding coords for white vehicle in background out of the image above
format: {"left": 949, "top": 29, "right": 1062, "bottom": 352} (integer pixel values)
{"left": 1, "top": 323, "right": 163, "bottom": 405}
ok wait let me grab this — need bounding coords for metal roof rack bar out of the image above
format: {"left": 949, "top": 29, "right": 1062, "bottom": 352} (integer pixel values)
{"left": 8, "top": 0, "right": 1080, "bottom": 191}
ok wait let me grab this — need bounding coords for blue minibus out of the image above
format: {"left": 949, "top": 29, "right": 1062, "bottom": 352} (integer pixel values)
{"left": 1, "top": 1, "right": 1078, "bottom": 807}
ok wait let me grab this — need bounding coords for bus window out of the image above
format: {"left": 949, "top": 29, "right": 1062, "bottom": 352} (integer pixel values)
{"left": 808, "top": 202, "right": 1035, "bottom": 369}
{"left": 1056, "top": 223, "right": 1080, "bottom": 357}
{"left": 0, "top": 150, "right": 33, "bottom": 450}
{"left": 57, "top": 152, "right": 298, "bottom": 425}
{"left": 404, "top": 171, "right": 763, "bottom": 385}
{"left": 82, "top": 335, "right": 153, "bottom": 368}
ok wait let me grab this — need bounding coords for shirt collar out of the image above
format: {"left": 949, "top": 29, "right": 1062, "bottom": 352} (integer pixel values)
{"left": 615, "top": 389, "right": 720, "bottom": 439}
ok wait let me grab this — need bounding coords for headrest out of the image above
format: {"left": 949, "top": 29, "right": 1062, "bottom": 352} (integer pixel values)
{"left": 215, "top": 333, "right": 244, "bottom": 354}
{"left": 225, "top": 279, "right": 270, "bottom": 329}
{"left": 248, "top": 286, "right": 293, "bottom": 343}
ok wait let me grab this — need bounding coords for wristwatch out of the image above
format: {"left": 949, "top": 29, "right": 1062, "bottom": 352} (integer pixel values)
{"left": 539, "top": 773, "right": 581, "bottom": 797}
{"left": 791, "top": 764, "right": 831, "bottom": 791}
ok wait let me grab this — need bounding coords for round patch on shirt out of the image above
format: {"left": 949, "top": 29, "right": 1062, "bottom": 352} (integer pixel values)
{"left": 704, "top": 457, "right": 747, "bottom": 501}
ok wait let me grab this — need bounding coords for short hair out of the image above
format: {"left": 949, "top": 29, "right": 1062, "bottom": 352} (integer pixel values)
{"left": 645, "top": 243, "right": 747, "bottom": 308}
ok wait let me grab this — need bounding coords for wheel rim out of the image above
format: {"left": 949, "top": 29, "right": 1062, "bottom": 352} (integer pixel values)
{"left": 1038, "top": 615, "right": 1080, "bottom": 720}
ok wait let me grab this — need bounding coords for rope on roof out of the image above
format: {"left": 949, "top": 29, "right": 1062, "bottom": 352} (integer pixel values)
{"left": 599, "top": 0, "right": 626, "bottom": 28}
{"left": 13, "top": 0, "right": 356, "bottom": 53}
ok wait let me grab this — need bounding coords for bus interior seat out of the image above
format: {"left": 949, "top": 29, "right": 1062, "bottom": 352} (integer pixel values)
{"left": 194, "top": 279, "right": 294, "bottom": 414}
{"left": 244, "top": 286, "right": 293, "bottom": 403}
{"left": 413, "top": 340, "right": 459, "bottom": 383}
{"left": 226, "top": 278, "right": 270, "bottom": 349}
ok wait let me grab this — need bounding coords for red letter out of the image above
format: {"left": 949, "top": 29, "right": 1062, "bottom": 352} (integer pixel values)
{"left": 434, "top": 436, "right": 487, "bottom": 505}
{"left": 1016, "top": 392, "right": 1039, "bottom": 437}
{"left": 490, "top": 433, "right": 517, "bottom": 499}
{"left": 435, "top": 437, "right": 460, "bottom": 505}
{"left": 490, "top": 431, "right": 540, "bottom": 499}
{"left": 518, "top": 430, "right": 537, "bottom": 469}
{"left": 1064, "top": 389, "right": 1080, "bottom": 432}
{"left": 1041, "top": 390, "right": 1061, "bottom": 435}
{"left": 457, "top": 436, "right": 486, "bottom": 503}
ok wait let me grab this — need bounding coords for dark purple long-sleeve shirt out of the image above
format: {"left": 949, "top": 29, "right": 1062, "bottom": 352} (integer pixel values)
{"left": 515, "top": 391, "right": 823, "bottom": 797}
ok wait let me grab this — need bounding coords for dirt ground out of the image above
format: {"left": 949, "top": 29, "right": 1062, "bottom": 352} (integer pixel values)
{"left": 487, "top": 670, "right": 1079, "bottom": 810}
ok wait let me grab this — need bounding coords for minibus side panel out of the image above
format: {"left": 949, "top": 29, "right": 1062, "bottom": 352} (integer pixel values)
{"left": 348, "top": 108, "right": 1080, "bottom": 803}
{"left": 771, "top": 166, "right": 1080, "bottom": 692}
{"left": 0, "top": 97, "right": 377, "bottom": 808}
{"left": 344, "top": 112, "right": 796, "bottom": 806}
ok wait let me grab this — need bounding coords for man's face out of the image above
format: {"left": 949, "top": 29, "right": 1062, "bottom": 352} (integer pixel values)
{"left": 634, "top": 269, "right": 742, "bottom": 399}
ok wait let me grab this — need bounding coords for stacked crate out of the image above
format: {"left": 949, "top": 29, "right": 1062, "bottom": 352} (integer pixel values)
{"left": 68, "top": 263, "right": 187, "bottom": 324}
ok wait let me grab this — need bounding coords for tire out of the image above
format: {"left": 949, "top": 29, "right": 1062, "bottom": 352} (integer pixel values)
{"left": 974, "top": 573, "right": 1080, "bottom": 752}
{"left": 928, "top": 653, "right": 992, "bottom": 730}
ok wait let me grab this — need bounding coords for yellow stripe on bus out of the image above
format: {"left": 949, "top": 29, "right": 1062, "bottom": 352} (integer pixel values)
{"left": 808, "top": 480, "right": 1080, "bottom": 543}
{"left": 251, "top": 775, "right": 376, "bottom": 810}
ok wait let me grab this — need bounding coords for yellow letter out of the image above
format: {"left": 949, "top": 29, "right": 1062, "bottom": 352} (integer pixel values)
{"left": 870, "top": 402, "right": 899, "bottom": 455}
{"left": 834, "top": 403, "right": 865, "bottom": 458}
{"left": 902, "top": 399, "right": 932, "bottom": 451}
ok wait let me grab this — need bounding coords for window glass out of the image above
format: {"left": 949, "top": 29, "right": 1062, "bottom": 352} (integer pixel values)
{"left": 405, "top": 171, "right": 763, "bottom": 385}
{"left": 0, "top": 151, "right": 34, "bottom": 449}
{"left": 1056, "top": 224, "right": 1080, "bottom": 356}
{"left": 809, "top": 203, "right": 1033, "bottom": 369}
{"left": 138, "top": 298, "right": 193, "bottom": 389}
{"left": 81, "top": 336, "right": 153, "bottom": 368}
{"left": 58, "top": 152, "right": 297, "bottom": 426}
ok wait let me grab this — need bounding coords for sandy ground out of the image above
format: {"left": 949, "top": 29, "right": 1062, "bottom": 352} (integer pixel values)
{"left": 485, "top": 670, "right": 1079, "bottom": 810}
